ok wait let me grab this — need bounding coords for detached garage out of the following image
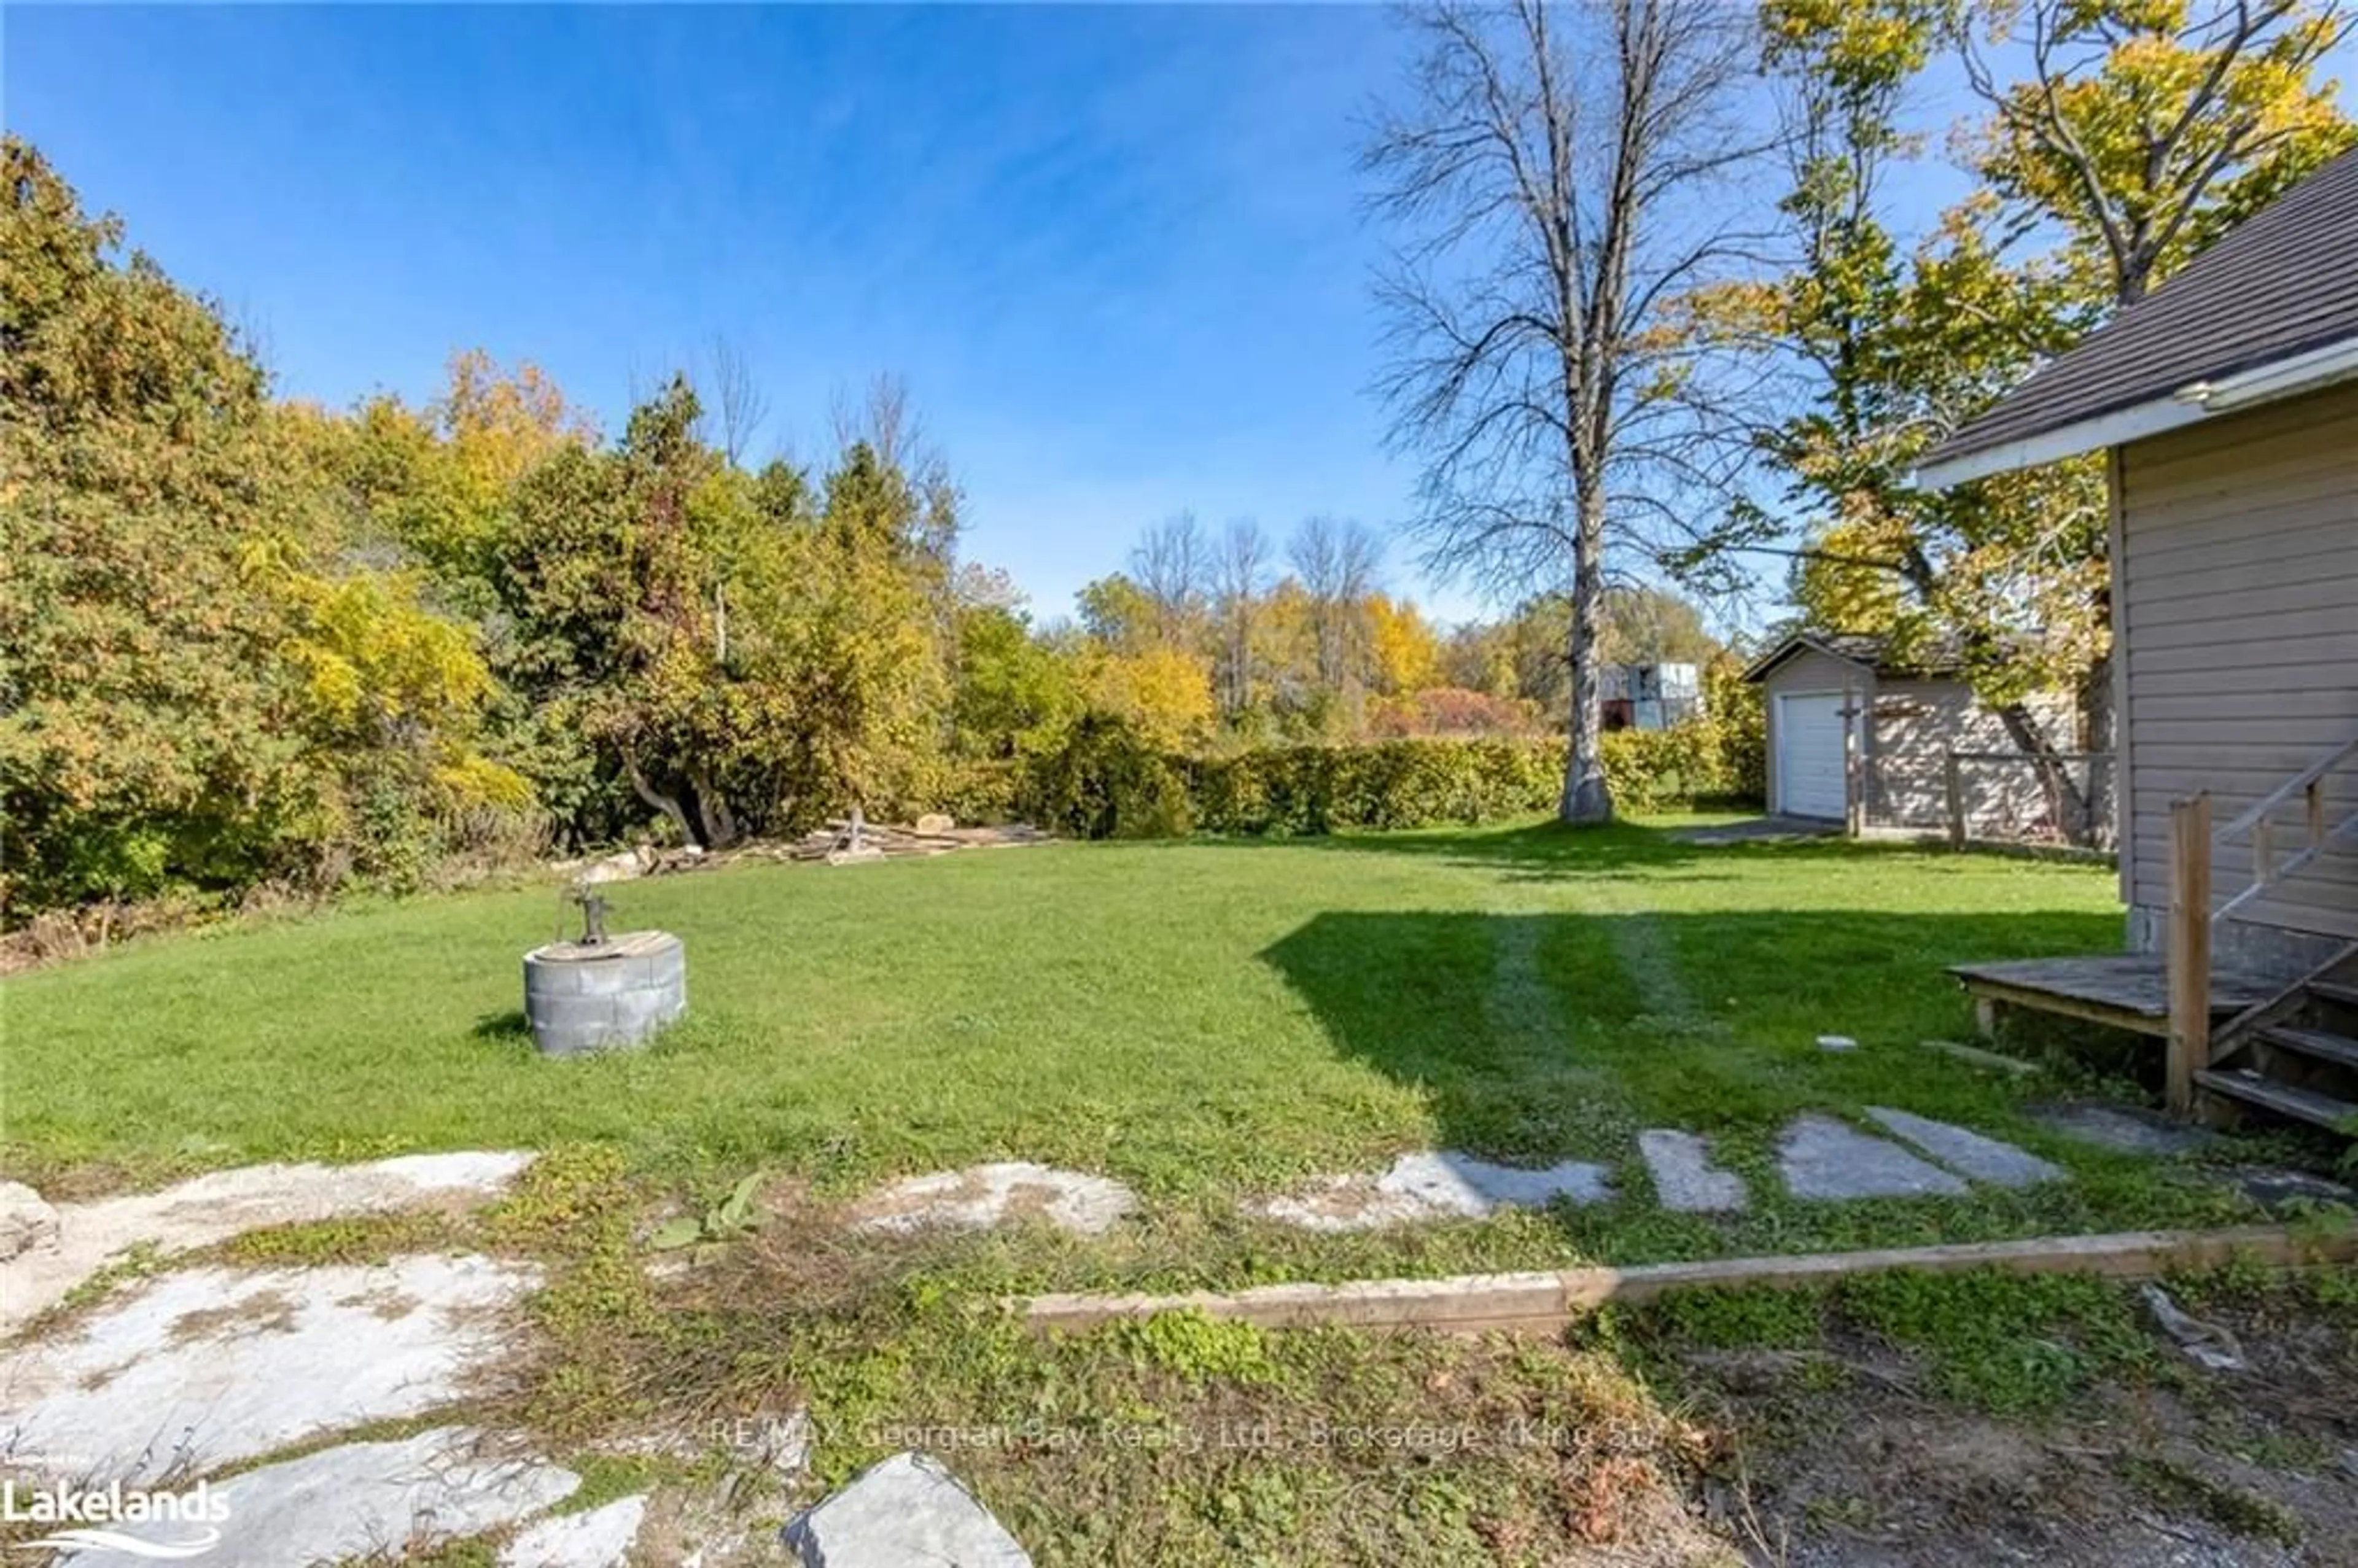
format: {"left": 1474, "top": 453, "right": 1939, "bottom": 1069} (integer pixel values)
{"left": 1744, "top": 632, "right": 2076, "bottom": 832}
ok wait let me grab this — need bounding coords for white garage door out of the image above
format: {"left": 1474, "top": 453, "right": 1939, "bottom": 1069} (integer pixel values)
{"left": 1776, "top": 693, "right": 1848, "bottom": 820}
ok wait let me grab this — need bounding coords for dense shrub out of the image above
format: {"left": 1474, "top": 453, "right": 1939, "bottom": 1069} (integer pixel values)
{"left": 1186, "top": 739, "right": 1560, "bottom": 835}
{"left": 1599, "top": 727, "right": 1722, "bottom": 813}
{"left": 1703, "top": 653, "right": 1767, "bottom": 802}
{"left": 1366, "top": 686, "right": 1541, "bottom": 739}
{"left": 1025, "top": 718, "right": 1765, "bottom": 842}
{"left": 1017, "top": 715, "right": 1194, "bottom": 840}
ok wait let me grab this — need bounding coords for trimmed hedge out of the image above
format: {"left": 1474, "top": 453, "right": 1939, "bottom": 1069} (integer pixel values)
{"left": 1600, "top": 726, "right": 1724, "bottom": 814}
{"left": 1018, "top": 724, "right": 1762, "bottom": 840}
{"left": 1186, "top": 738, "right": 1560, "bottom": 835}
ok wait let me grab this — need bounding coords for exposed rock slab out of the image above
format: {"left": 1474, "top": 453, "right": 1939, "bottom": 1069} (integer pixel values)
{"left": 1638, "top": 1130, "right": 1748, "bottom": 1213}
{"left": 2, "top": 1253, "right": 539, "bottom": 1483}
{"left": 2029, "top": 1101, "right": 2217, "bottom": 1157}
{"left": 1256, "top": 1150, "right": 1613, "bottom": 1232}
{"left": 1866, "top": 1107, "right": 2064, "bottom": 1189}
{"left": 2199, "top": 1165, "right": 2355, "bottom": 1213}
{"left": 50, "top": 1426, "right": 576, "bottom": 1568}
{"left": 852, "top": 1162, "right": 1137, "bottom": 1236}
{"left": 0, "top": 1181, "right": 60, "bottom": 1263}
{"left": 501, "top": 1494, "right": 649, "bottom": 1568}
{"left": 0, "top": 1149, "right": 534, "bottom": 1330}
{"left": 1776, "top": 1115, "right": 1971, "bottom": 1201}
{"left": 782, "top": 1451, "right": 1030, "bottom": 1568}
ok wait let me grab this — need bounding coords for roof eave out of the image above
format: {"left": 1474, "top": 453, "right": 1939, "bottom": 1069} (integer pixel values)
{"left": 1741, "top": 634, "right": 1871, "bottom": 685}
{"left": 1911, "top": 394, "right": 2209, "bottom": 489}
{"left": 1911, "top": 333, "right": 2358, "bottom": 491}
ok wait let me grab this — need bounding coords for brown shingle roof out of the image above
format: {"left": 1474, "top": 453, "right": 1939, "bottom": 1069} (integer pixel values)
{"left": 1741, "top": 631, "right": 1967, "bottom": 684}
{"left": 1921, "top": 147, "right": 2358, "bottom": 472}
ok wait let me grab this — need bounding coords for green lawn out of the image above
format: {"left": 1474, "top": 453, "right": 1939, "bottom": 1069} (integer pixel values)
{"left": 3, "top": 817, "right": 2274, "bottom": 1279}
{"left": 15, "top": 818, "right": 2345, "bottom": 1566}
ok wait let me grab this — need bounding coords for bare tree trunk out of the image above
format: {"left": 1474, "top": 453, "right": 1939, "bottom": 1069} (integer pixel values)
{"left": 2080, "top": 644, "right": 2115, "bottom": 844}
{"left": 1364, "top": 0, "right": 1761, "bottom": 820}
{"left": 1561, "top": 483, "right": 1613, "bottom": 822}
{"left": 687, "top": 766, "right": 739, "bottom": 850}
{"left": 704, "top": 335, "right": 771, "bottom": 467}
{"left": 1990, "top": 699, "right": 2095, "bottom": 844}
{"left": 621, "top": 748, "right": 701, "bottom": 847}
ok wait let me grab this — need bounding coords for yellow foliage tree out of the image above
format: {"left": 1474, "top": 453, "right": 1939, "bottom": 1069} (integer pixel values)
{"left": 1366, "top": 593, "right": 1441, "bottom": 696}
{"left": 1083, "top": 645, "right": 1217, "bottom": 753}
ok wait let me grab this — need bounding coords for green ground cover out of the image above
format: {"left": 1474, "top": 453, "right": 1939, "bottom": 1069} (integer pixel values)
{"left": 6, "top": 817, "right": 2287, "bottom": 1287}
{"left": 14, "top": 819, "right": 2354, "bottom": 1566}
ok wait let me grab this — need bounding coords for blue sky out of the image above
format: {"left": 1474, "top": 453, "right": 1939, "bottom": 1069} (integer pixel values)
{"left": 7, "top": 4, "right": 1425, "bottom": 618}
{"left": 6, "top": 6, "right": 2351, "bottom": 627}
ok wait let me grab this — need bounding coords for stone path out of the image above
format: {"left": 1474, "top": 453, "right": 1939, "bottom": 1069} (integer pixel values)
{"left": 1252, "top": 1151, "right": 1614, "bottom": 1232}
{"left": 48, "top": 1427, "right": 580, "bottom": 1568}
{"left": 783, "top": 1451, "right": 1032, "bottom": 1567}
{"left": 1255, "top": 1108, "right": 2078, "bottom": 1227}
{"left": 0, "top": 1097, "right": 2228, "bottom": 1566}
{"left": 501, "top": 1496, "right": 650, "bottom": 1568}
{"left": 850, "top": 1162, "right": 1138, "bottom": 1236}
{"left": 0, "top": 1153, "right": 680, "bottom": 1568}
{"left": 1867, "top": 1106, "right": 2064, "bottom": 1189}
{"left": 2029, "top": 1100, "right": 2219, "bottom": 1156}
{"left": 1639, "top": 1130, "right": 1749, "bottom": 1213}
{"left": 1776, "top": 1115, "right": 1970, "bottom": 1201}
{"left": 4, "top": 1253, "right": 539, "bottom": 1482}
{"left": 0, "top": 1149, "right": 533, "bottom": 1330}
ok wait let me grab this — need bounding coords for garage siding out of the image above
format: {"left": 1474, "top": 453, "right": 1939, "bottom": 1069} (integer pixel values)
{"left": 2117, "top": 380, "right": 2358, "bottom": 943}
{"left": 1760, "top": 650, "right": 1869, "bottom": 818}
{"left": 1867, "top": 683, "right": 2085, "bottom": 836}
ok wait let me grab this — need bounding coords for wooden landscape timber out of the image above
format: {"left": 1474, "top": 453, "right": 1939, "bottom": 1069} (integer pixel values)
{"left": 1019, "top": 1224, "right": 2358, "bottom": 1337}
{"left": 784, "top": 817, "right": 1053, "bottom": 864}
{"left": 556, "top": 818, "right": 1051, "bottom": 883}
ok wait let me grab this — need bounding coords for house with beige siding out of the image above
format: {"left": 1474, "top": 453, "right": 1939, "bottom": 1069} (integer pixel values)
{"left": 1916, "top": 147, "right": 2358, "bottom": 1130}
{"left": 1745, "top": 632, "right": 2087, "bottom": 840}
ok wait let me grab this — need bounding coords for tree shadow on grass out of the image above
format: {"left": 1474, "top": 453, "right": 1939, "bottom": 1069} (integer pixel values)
{"left": 1256, "top": 904, "right": 2130, "bottom": 1168}
{"left": 1203, "top": 816, "right": 1956, "bottom": 887}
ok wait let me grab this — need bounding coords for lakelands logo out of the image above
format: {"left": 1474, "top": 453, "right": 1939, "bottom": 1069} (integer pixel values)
{"left": 3, "top": 1480, "right": 228, "bottom": 1559}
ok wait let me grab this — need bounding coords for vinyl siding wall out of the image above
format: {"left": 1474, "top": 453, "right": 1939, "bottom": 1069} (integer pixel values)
{"left": 2117, "top": 381, "right": 2358, "bottom": 944}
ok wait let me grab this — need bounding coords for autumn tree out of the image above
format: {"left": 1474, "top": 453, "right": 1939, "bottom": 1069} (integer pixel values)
{"left": 2, "top": 138, "right": 298, "bottom": 908}
{"left": 1075, "top": 573, "right": 1157, "bottom": 654}
{"left": 2, "top": 140, "right": 521, "bottom": 908}
{"left": 1953, "top": 0, "right": 2355, "bottom": 766}
{"left": 951, "top": 603, "right": 1083, "bottom": 766}
{"left": 1286, "top": 514, "right": 1383, "bottom": 696}
{"left": 1365, "top": 0, "right": 1767, "bottom": 823}
{"left": 1079, "top": 644, "right": 1218, "bottom": 753}
{"left": 1211, "top": 518, "right": 1273, "bottom": 715}
{"left": 1960, "top": 0, "right": 2355, "bottom": 307}
{"left": 701, "top": 334, "right": 771, "bottom": 465}
{"left": 1130, "top": 511, "right": 1210, "bottom": 648}
{"left": 1689, "top": 0, "right": 2351, "bottom": 819}
{"left": 1367, "top": 594, "right": 1442, "bottom": 695}
{"left": 343, "top": 351, "right": 591, "bottom": 608}
{"left": 1595, "top": 584, "right": 1721, "bottom": 666}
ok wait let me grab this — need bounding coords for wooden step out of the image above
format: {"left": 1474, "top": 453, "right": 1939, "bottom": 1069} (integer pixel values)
{"left": 2306, "top": 979, "right": 2358, "bottom": 1009}
{"left": 2260, "top": 1025, "right": 2358, "bottom": 1073}
{"left": 2195, "top": 1069, "right": 2358, "bottom": 1132}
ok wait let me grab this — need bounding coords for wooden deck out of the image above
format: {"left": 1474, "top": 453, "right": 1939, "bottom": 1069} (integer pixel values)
{"left": 1949, "top": 955, "right": 2281, "bottom": 1038}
